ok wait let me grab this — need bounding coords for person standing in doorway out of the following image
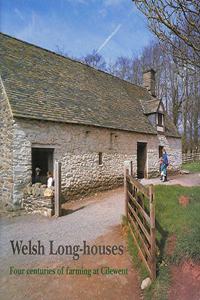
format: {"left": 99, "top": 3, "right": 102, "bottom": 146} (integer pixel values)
{"left": 35, "top": 167, "right": 41, "bottom": 183}
{"left": 47, "top": 171, "right": 54, "bottom": 188}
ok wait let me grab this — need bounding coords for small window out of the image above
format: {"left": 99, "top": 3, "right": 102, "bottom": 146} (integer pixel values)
{"left": 98, "top": 152, "right": 103, "bottom": 165}
{"left": 158, "top": 113, "right": 163, "bottom": 126}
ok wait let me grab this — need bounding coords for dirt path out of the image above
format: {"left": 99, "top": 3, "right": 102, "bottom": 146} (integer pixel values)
{"left": 141, "top": 172, "right": 200, "bottom": 187}
{"left": 168, "top": 260, "right": 200, "bottom": 300}
{"left": 0, "top": 187, "right": 142, "bottom": 300}
{"left": 0, "top": 225, "right": 142, "bottom": 300}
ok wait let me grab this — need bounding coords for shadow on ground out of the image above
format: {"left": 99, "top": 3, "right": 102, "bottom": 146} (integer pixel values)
{"left": 61, "top": 206, "right": 85, "bottom": 216}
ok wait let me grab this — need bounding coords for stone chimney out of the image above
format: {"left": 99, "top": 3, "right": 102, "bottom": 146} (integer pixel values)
{"left": 143, "top": 69, "right": 156, "bottom": 97}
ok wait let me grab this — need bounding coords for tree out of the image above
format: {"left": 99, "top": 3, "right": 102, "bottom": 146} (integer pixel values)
{"left": 81, "top": 50, "right": 107, "bottom": 71}
{"left": 132, "top": 0, "right": 200, "bottom": 68}
{"left": 55, "top": 45, "right": 68, "bottom": 57}
{"left": 111, "top": 56, "right": 134, "bottom": 81}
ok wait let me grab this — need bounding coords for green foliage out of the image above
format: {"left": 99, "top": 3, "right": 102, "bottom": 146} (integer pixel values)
{"left": 182, "top": 162, "right": 200, "bottom": 173}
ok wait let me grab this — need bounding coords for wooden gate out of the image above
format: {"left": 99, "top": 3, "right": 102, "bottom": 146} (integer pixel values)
{"left": 124, "top": 165, "right": 156, "bottom": 280}
{"left": 54, "top": 161, "right": 61, "bottom": 217}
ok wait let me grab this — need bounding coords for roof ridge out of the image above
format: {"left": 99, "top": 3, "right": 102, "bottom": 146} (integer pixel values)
{"left": 140, "top": 98, "right": 160, "bottom": 102}
{"left": 0, "top": 31, "right": 148, "bottom": 92}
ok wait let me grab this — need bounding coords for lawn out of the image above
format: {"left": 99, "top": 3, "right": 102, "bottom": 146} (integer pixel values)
{"left": 127, "top": 184, "right": 200, "bottom": 300}
{"left": 182, "top": 161, "right": 200, "bottom": 173}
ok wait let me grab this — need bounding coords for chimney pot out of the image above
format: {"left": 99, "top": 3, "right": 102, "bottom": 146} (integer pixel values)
{"left": 143, "top": 69, "right": 156, "bottom": 97}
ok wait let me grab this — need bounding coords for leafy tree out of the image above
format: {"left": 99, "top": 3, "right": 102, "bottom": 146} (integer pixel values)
{"left": 132, "top": 0, "right": 200, "bottom": 68}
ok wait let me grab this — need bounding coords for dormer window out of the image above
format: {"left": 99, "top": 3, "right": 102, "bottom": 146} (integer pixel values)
{"left": 157, "top": 113, "right": 165, "bottom": 132}
{"left": 142, "top": 97, "right": 166, "bottom": 133}
{"left": 158, "top": 113, "right": 163, "bottom": 126}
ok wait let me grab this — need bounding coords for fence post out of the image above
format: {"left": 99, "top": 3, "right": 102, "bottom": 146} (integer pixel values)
{"left": 182, "top": 151, "right": 200, "bottom": 163}
{"left": 149, "top": 184, "right": 156, "bottom": 280}
{"left": 54, "top": 161, "right": 61, "bottom": 217}
{"left": 124, "top": 161, "right": 132, "bottom": 218}
{"left": 124, "top": 167, "right": 129, "bottom": 218}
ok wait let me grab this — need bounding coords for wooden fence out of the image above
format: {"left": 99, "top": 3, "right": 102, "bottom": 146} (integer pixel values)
{"left": 124, "top": 165, "right": 156, "bottom": 280}
{"left": 182, "top": 152, "right": 200, "bottom": 164}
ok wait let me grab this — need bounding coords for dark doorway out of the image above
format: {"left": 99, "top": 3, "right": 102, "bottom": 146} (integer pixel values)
{"left": 137, "top": 142, "right": 147, "bottom": 179}
{"left": 32, "top": 148, "right": 54, "bottom": 184}
{"left": 159, "top": 146, "right": 164, "bottom": 158}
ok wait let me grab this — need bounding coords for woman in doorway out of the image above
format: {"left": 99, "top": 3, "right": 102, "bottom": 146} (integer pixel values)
{"left": 47, "top": 171, "right": 54, "bottom": 188}
{"left": 35, "top": 167, "right": 41, "bottom": 183}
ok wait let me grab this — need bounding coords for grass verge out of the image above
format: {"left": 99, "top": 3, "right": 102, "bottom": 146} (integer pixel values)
{"left": 125, "top": 185, "right": 200, "bottom": 300}
{"left": 182, "top": 161, "right": 200, "bottom": 173}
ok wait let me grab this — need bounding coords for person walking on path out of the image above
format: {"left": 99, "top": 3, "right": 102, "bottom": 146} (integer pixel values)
{"left": 160, "top": 148, "right": 169, "bottom": 182}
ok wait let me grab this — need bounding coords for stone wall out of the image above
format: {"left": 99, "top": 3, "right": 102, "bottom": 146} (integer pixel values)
{"left": 12, "top": 119, "right": 32, "bottom": 207}
{"left": 23, "top": 195, "right": 54, "bottom": 217}
{"left": 23, "top": 196, "right": 54, "bottom": 217}
{"left": 0, "top": 79, "right": 14, "bottom": 208}
{"left": 23, "top": 183, "right": 54, "bottom": 217}
{"left": 158, "top": 134, "right": 182, "bottom": 171}
{"left": 12, "top": 118, "right": 182, "bottom": 206}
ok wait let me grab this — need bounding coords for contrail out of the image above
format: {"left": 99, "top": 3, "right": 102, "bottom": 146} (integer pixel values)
{"left": 97, "top": 24, "right": 122, "bottom": 53}
{"left": 96, "top": 8, "right": 134, "bottom": 54}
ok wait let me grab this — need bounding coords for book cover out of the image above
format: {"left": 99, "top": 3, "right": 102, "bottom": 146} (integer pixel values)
{"left": 0, "top": 1, "right": 200, "bottom": 300}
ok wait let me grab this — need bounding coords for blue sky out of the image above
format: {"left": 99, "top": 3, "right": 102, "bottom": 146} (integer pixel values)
{"left": 0, "top": 0, "right": 154, "bottom": 62}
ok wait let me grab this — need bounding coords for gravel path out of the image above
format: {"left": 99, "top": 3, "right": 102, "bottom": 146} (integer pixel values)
{"left": 0, "top": 187, "right": 125, "bottom": 273}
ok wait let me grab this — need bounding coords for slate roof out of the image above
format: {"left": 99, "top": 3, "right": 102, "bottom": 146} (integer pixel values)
{"left": 0, "top": 33, "right": 180, "bottom": 138}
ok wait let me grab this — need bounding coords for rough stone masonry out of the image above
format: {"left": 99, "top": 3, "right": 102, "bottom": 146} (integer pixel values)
{"left": 12, "top": 118, "right": 181, "bottom": 208}
{"left": 0, "top": 78, "right": 14, "bottom": 207}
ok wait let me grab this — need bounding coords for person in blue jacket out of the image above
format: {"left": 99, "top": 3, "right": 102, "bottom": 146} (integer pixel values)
{"left": 161, "top": 148, "right": 169, "bottom": 182}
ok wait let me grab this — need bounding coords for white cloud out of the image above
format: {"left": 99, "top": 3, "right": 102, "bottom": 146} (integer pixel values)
{"left": 99, "top": 8, "right": 107, "bottom": 18}
{"left": 64, "top": 0, "right": 92, "bottom": 4}
{"left": 15, "top": 11, "right": 50, "bottom": 46}
{"left": 103, "top": 0, "right": 125, "bottom": 6}
{"left": 14, "top": 8, "right": 25, "bottom": 21}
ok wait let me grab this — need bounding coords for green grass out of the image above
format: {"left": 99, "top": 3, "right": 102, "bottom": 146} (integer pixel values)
{"left": 182, "top": 161, "right": 200, "bottom": 173}
{"left": 156, "top": 185, "right": 200, "bottom": 263}
{"left": 126, "top": 185, "right": 200, "bottom": 300}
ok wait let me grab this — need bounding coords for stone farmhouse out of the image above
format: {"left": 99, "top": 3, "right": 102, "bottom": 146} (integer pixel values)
{"left": 0, "top": 33, "right": 182, "bottom": 210}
